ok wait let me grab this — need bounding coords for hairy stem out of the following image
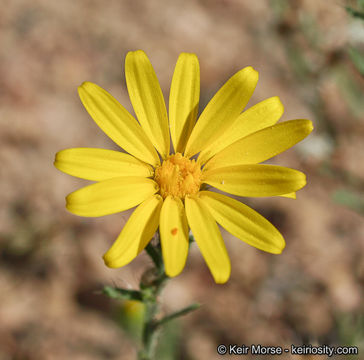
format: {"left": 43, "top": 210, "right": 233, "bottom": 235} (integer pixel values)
{"left": 104, "top": 232, "right": 199, "bottom": 360}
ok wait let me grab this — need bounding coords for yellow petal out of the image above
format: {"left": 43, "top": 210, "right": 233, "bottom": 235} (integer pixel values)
{"left": 103, "top": 195, "right": 163, "bottom": 268}
{"left": 159, "top": 196, "right": 189, "bottom": 277}
{"left": 280, "top": 192, "right": 296, "bottom": 199}
{"left": 204, "top": 119, "right": 313, "bottom": 171}
{"left": 198, "top": 96, "right": 284, "bottom": 164}
{"left": 54, "top": 148, "right": 153, "bottom": 181}
{"left": 202, "top": 165, "right": 306, "bottom": 197}
{"left": 184, "top": 66, "right": 259, "bottom": 158}
{"left": 125, "top": 50, "right": 170, "bottom": 159}
{"left": 78, "top": 82, "right": 159, "bottom": 166}
{"left": 66, "top": 177, "right": 158, "bottom": 217}
{"left": 169, "top": 53, "right": 200, "bottom": 153}
{"left": 185, "top": 195, "right": 231, "bottom": 284}
{"left": 199, "top": 191, "right": 285, "bottom": 254}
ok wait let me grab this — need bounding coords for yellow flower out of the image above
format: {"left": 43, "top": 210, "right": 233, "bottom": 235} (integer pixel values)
{"left": 54, "top": 50, "right": 313, "bottom": 284}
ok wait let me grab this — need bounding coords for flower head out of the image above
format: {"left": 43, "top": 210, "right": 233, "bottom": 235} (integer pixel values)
{"left": 54, "top": 50, "right": 313, "bottom": 284}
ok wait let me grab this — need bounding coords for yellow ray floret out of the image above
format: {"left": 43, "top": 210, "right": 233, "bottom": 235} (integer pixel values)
{"left": 54, "top": 148, "right": 154, "bottom": 181}
{"left": 202, "top": 164, "right": 306, "bottom": 197}
{"left": 204, "top": 119, "right": 313, "bottom": 171}
{"left": 199, "top": 191, "right": 285, "bottom": 254}
{"left": 159, "top": 196, "right": 189, "bottom": 277}
{"left": 198, "top": 96, "right": 284, "bottom": 165}
{"left": 104, "top": 195, "right": 163, "bottom": 268}
{"left": 66, "top": 177, "right": 158, "bottom": 217}
{"left": 125, "top": 50, "right": 170, "bottom": 159}
{"left": 78, "top": 82, "right": 160, "bottom": 166}
{"left": 184, "top": 66, "right": 259, "bottom": 158}
{"left": 169, "top": 53, "right": 200, "bottom": 154}
{"left": 185, "top": 195, "right": 231, "bottom": 284}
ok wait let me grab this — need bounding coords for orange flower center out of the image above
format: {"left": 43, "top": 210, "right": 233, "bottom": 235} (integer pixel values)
{"left": 154, "top": 153, "right": 201, "bottom": 199}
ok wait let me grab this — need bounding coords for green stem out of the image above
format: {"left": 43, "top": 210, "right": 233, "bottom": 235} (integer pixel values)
{"left": 145, "top": 242, "right": 163, "bottom": 271}
{"left": 103, "top": 232, "right": 199, "bottom": 360}
{"left": 138, "top": 301, "right": 157, "bottom": 359}
{"left": 138, "top": 234, "right": 168, "bottom": 360}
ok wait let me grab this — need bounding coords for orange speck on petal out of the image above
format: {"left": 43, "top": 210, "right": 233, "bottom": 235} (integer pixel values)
{"left": 171, "top": 228, "right": 178, "bottom": 235}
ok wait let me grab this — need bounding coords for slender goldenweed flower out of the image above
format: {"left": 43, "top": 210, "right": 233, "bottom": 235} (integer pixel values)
{"left": 54, "top": 50, "right": 313, "bottom": 284}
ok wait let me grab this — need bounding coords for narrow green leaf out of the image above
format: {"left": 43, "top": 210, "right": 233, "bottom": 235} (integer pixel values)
{"left": 103, "top": 286, "right": 143, "bottom": 301}
{"left": 157, "top": 303, "right": 201, "bottom": 327}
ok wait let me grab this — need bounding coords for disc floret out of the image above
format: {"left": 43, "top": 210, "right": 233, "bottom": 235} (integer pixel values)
{"left": 154, "top": 153, "right": 201, "bottom": 199}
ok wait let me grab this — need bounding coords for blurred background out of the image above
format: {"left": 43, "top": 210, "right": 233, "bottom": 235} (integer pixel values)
{"left": 1, "top": 0, "right": 364, "bottom": 359}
